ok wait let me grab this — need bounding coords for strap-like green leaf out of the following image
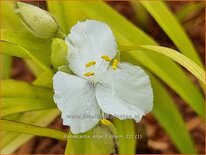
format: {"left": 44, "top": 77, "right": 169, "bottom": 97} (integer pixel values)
{"left": 1, "top": 109, "right": 60, "bottom": 154}
{"left": 1, "top": 98, "right": 56, "bottom": 117}
{"left": 1, "top": 41, "right": 30, "bottom": 58}
{"left": 150, "top": 74, "right": 197, "bottom": 153}
{"left": 0, "top": 29, "right": 52, "bottom": 72}
{"left": 130, "top": 1, "right": 148, "bottom": 29}
{"left": 32, "top": 71, "right": 53, "bottom": 88}
{"left": 140, "top": 1, "right": 203, "bottom": 67}
{"left": 120, "top": 45, "right": 205, "bottom": 85}
{"left": 1, "top": 119, "right": 66, "bottom": 140}
{"left": 24, "top": 59, "right": 43, "bottom": 77}
{"left": 0, "top": 54, "right": 12, "bottom": 79}
{"left": 1, "top": 79, "right": 53, "bottom": 100}
{"left": 175, "top": 2, "right": 204, "bottom": 22}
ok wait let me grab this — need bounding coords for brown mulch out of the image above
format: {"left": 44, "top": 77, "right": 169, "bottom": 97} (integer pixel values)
{"left": 9, "top": 1, "right": 205, "bottom": 154}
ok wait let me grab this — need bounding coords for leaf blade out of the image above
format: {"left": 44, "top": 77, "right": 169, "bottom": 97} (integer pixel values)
{"left": 1, "top": 109, "right": 60, "bottom": 154}
{"left": 1, "top": 119, "right": 66, "bottom": 140}
{"left": 120, "top": 45, "right": 205, "bottom": 85}
{"left": 1, "top": 98, "right": 56, "bottom": 117}
{"left": 0, "top": 29, "right": 52, "bottom": 72}
{"left": 140, "top": 1, "right": 203, "bottom": 67}
{"left": 150, "top": 75, "right": 196, "bottom": 153}
{"left": 1, "top": 79, "right": 53, "bottom": 100}
{"left": 0, "top": 54, "right": 12, "bottom": 79}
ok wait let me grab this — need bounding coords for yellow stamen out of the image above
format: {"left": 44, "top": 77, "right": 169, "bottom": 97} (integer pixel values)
{"left": 85, "top": 61, "right": 96, "bottom": 67}
{"left": 101, "top": 55, "right": 111, "bottom": 62}
{"left": 101, "top": 119, "right": 111, "bottom": 125}
{"left": 112, "top": 59, "right": 119, "bottom": 70}
{"left": 84, "top": 72, "right": 94, "bottom": 76}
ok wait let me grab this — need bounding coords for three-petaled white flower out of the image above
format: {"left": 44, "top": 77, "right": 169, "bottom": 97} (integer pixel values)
{"left": 53, "top": 20, "right": 153, "bottom": 134}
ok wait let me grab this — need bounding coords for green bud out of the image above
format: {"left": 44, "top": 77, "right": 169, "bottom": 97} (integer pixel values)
{"left": 14, "top": 2, "right": 66, "bottom": 39}
{"left": 92, "top": 124, "right": 117, "bottom": 154}
{"left": 67, "top": 124, "right": 117, "bottom": 154}
{"left": 51, "top": 38, "right": 68, "bottom": 69}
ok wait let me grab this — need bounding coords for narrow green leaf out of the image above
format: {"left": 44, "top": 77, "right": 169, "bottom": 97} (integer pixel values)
{"left": 1, "top": 98, "right": 56, "bottom": 117}
{"left": 175, "top": 2, "right": 204, "bottom": 22}
{"left": 120, "top": 45, "right": 205, "bottom": 85}
{"left": 1, "top": 41, "right": 29, "bottom": 58}
{"left": 1, "top": 79, "right": 53, "bottom": 100}
{"left": 140, "top": 1, "right": 203, "bottom": 67}
{"left": 32, "top": 71, "right": 53, "bottom": 88}
{"left": 150, "top": 74, "right": 196, "bottom": 153}
{"left": 24, "top": 59, "right": 43, "bottom": 77}
{"left": 0, "top": 29, "right": 52, "bottom": 72}
{"left": 130, "top": 1, "right": 148, "bottom": 29}
{"left": 1, "top": 41, "right": 46, "bottom": 78}
{"left": 1, "top": 109, "right": 60, "bottom": 154}
{"left": 1, "top": 61, "right": 56, "bottom": 153}
{"left": 1, "top": 119, "right": 66, "bottom": 140}
{"left": 113, "top": 119, "right": 136, "bottom": 154}
{"left": 0, "top": 54, "right": 12, "bottom": 79}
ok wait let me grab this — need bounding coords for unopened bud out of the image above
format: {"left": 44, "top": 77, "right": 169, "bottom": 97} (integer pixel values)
{"left": 14, "top": 2, "right": 66, "bottom": 39}
{"left": 92, "top": 124, "right": 117, "bottom": 154}
{"left": 68, "top": 124, "right": 117, "bottom": 154}
{"left": 51, "top": 38, "right": 68, "bottom": 69}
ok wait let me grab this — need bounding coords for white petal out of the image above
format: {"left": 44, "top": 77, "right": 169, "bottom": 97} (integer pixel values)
{"left": 65, "top": 20, "right": 117, "bottom": 79}
{"left": 53, "top": 71, "right": 100, "bottom": 134}
{"left": 96, "top": 63, "right": 153, "bottom": 122}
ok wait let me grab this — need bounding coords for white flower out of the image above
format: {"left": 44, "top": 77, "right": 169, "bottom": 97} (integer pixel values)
{"left": 53, "top": 20, "right": 153, "bottom": 134}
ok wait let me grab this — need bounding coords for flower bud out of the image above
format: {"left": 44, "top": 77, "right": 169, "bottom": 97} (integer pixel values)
{"left": 67, "top": 124, "right": 117, "bottom": 154}
{"left": 92, "top": 124, "right": 117, "bottom": 154}
{"left": 51, "top": 38, "right": 68, "bottom": 69}
{"left": 14, "top": 2, "right": 65, "bottom": 38}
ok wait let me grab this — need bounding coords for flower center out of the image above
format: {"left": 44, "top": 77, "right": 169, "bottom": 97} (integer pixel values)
{"left": 83, "top": 55, "right": 119, "bottom": 82}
